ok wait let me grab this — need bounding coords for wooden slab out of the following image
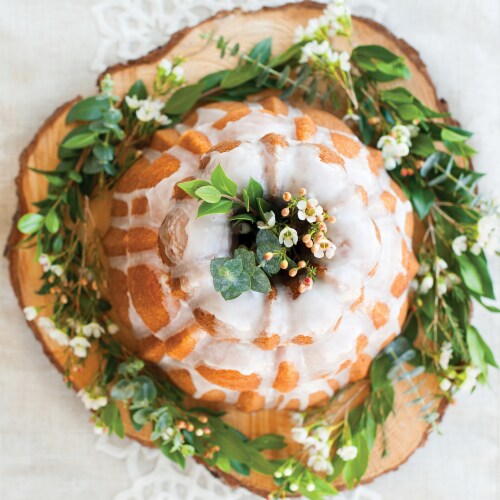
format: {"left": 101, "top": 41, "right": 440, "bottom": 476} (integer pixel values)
{"left": 7, "top": 2, "right": 446, "bottom": 496}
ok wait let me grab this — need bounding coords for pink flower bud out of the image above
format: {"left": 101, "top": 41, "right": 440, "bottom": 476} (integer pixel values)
{"left": 281, "top": 207, "right": 290, "bottom": 217}
{"left": 298, "top": 188, "right": 307, "bottom": 197}
{"left": 264, "top": 252, "right": 274, "bottom": 261}
{"left": 283, "top": 192, "right": 292, "bottom": 202}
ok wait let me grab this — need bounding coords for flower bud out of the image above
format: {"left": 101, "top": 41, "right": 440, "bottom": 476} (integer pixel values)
{"left": 298, "top": 261, "right": 306, "bottom": 269}
{"left": 306, "top": 241, "right": 313, "bottom": 248}
{"left": 198, "top": 415, "right": 208, "bottom": 424}
{"left": 289, "top": 268, "right": 298, "bottom": 277}
{"left": 281, "top": 207, "right": 290, "bottom": 217}
{"left": 280, "top": 260, "right": 289, "bottom": 270}
{"left": 298, "top": 284, "right": 307, "bottom": 294}
{"left": 327, "top": 215, "right": 336, "bottom": 224}
{"left": 302, "top": 234, "right": 311, "bottom": 244}
{"left": 264, "top": 252, "right": 274, "bottom": 261}
{"left": 283, "top": 192, "right": 292, "bottom": 202}
{"left": 368, "top": 116, "right": 380, "bottom": 126}
{"left": 298, "top": 188, "right": 307, "bottom": 197}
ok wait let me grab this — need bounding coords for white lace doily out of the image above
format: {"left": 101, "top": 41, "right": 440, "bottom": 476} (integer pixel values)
{"left": 91, "top": 1, "right": 387, "bottom": 498}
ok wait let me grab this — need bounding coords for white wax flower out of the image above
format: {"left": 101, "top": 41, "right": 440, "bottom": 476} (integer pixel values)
{"left": 439, "top": 341, "right": 453, "bottom": 370}
{"left": 69, "top": 336, "right": 91, "bottom": 358}
{"left": 82, "top": 322, "right": 105, "bottom": 339}
{"left": 78, "top": 389, "right": 108, "bottom": 411}
{"left": 337, "top": 445, "right": 358, "bottom": 461}
{"left": 23, "top": 306, "right": 38, "bottom": 321}
{"left": 452, "top": 235, "right": 467, "bottom": 256}
{"left": 279, "top": 227, "right": 298, "bottom": 248}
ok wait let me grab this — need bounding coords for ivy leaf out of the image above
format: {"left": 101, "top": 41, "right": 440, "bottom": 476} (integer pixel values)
{"left": 197, "top": 199, "right": 233, "bottom": 217}
{"left": 66, "top": 96, "right": 108, "bottom": 123}
{"left": 45, "top": 209, "right": 60, "bottom": 234}
{"left": 17, "top": 213, "right": 45, "bottom": 234}
{"left": 61, "top": 132, "right": 97, "bottom": 149}
{"left": 211, "top": 164, "right": 238, "bottom": 196}
{"left": 195, "top": 185, "right": 222, "bottom": 203}
{"left": 164, "top": 83, "right": 204, "bottom": 115}
{"left": 177, "top": 179, "right": 211, "bottom": 199}
{"left": 250, "top": 268, "right": 272, "bottom": 294}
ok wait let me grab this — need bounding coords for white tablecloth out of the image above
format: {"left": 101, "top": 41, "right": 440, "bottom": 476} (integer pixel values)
{"left": 0, "top": 1, "right": 499, "bottom": 499}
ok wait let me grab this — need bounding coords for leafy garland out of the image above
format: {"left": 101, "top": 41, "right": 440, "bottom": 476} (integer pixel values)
{"left": 16, "top": 1, "right": 499, "bottom": 498}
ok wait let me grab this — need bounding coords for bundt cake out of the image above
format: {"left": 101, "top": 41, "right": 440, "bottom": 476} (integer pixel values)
{"left": 103, "top": 96, "right": 419, "bottom": 411}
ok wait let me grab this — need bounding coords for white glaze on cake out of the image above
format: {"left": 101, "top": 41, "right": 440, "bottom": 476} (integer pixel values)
{"left": 103, "top": 98, "right": 418, "bottom": 411}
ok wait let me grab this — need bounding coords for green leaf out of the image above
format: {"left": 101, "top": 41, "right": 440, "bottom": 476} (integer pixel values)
{"left": 247, "top": 178, "right": 264, "bottom": 208}
{"left": 229, "top": 459, "right": 250, "bottom": 476}
{"left": 397, "top": 104, "right": 423, "bottom": 121}
{"left": 66, "top": 97, "right": 107, "bottom": 123}
{"left": 220, "top": 64, "right": 261, "bottom": 89}
{"left": 342, "top": 434, "right": 369, "bottom": 488}
{"left": 409, "top": 181, "right": 435, "bottom": 219}
{"left": 164, "top": 82, "right": 204, "bottom": 115}
{"left": 458, "top": 253, "right": 495, "bottom": 299}
{"left": 370, "top": 353, "right": 392, "bottom": 390}
{"left": 411, "top": 133, "right": 435, "bottom": 157}
{"left": 242, "top": 189, "right": 250, "bottom": 211}
{"left": 250, "top": 268, "right": 272, "bottom": 293}
{"left": 248, "top": 434, "right": 286, "bottom": 451}
{"left": 229, "top": 213, "right": 256, "bottom": 223}
{"left": 101, "top": 401, "right": 125, "bottom": 438}
{"left": 199, "top": 70, "right": 230, "bottom": 91}
{"left": 195, "top": 185, "right": 222, "bottom": 203}
{"left": 45, "top": 209, "right": 60, "bottom": 234}
{"left": 467, "top": 326, "right": 498, "bottom": 377}
{"left": 248, "top": 37, "right": 272, "bottom": 64}
{"left": 197, "top": 199, "right": 233, "bottom": 217}
{"left": 177, "top": 179, "right": 211, "bottom": 199}
{"left": 127, "top": 80, "right": 148, "bottom": 100}
{"left": 17, "top": 213, "right": 45, "bottom": 235}
{"left": 269, "top": 43, "right": 302, "bottom": 68}
{"left": 61, "top": 132, "right": 97, "bottom": 149}
{"left": 441, "top": 127, "right": 470, "bottom": 143}
{"left": 210, "top": 164, "right": 238, "bottom": 196}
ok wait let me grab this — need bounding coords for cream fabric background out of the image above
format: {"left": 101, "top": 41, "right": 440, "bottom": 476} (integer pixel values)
{"left": 0, "top": 0, "right": 499, "bottom": 499}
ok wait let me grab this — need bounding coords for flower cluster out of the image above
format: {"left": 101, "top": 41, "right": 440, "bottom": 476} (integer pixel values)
{"left": 282, "top": 188, "right": 337, "bottom": 260}
{"left": 294, "top": 0, "right": 351, "bottom": 43}
{"left": 126, "top": 96, "right": 171, "bottom": 125}
{"left": 452, "top": 203, "right": 500, "bottom": 257}
{"left": 299, "top": 40, "right": 351, "bottom": 73}
{"left": 39, "top": 253, "right": 64, "bottom": 277}
{"left": 411, "top": 257, "right": 460, "bottom": 297}
{"left": 290, "top": 414, "right": 359, "bottom": 477}
{"left": 33, "top": 315, "right": 117, "bottom": 358}
{"left": 78, "top": 388, "right": 108, "bottom": 411}
{"left": 377, "top": 124, "right": 418, "bottom": 170}
{"left": 125, "top": 57, "right": 185, "bottom": 125}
